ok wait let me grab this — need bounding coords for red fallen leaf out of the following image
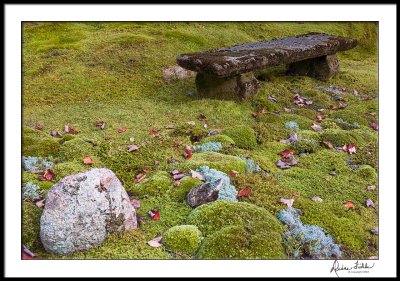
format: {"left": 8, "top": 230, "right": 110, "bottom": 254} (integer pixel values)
{"left": 34, "top": 124, "right": 43, "bottom": 130}
{"left": 143, "top": 168, "right": 150, "bottom": 174}
{"left": 118, "top": 127, "right": 127, "bottom": 133}
{"left": 134, "top": 173, "right": 146, "bottom": 183}
{"left": 83, "top": 156, "right": 93, "bottom": 165}
{"left": 148, "top": 210, "right": 160, "bottom": 221}
{"left": 311, "top": 123, "right": 322, "bottom": 131}
{"left": 344, "top": 201, "right": 355, "bottom": 209}
{"left": 280, "top": 149, "right": 294, "bottom": 158}
{"left": 190, "top": 170, "right": 205, "bottom": 181}
{"left": 320, "top": 141, "right": 334, "bottom": 149}
{"left": 147, "top": 236, "right": 163, "bottom": 247}
{"left": 95, "top": 120, "right": 105, "bottom": 129}
{"left": 366, "top": 198, "right": 376, "bottom": 208}
{"left": 173, "top": 180, "right": 181, "bottom": 187}
{"left": 316, "top": 114, "right": 326, "bottom": 122}
{"left": 131, "top": 199, "right": 141, "bottom": 209}
{"left": 281, "top": 155, "right": 299, "bottom": 166}
{"left": 342, "top": 143, "right": 356, "bottom": 154}
{"left": 64, "top": 125, "right": 79, "bottom": 134}
{"left": 149, "top": 130, "right": 159, "bottom": 135}
{"left": 174, "top": 141, "right": 183, "bottom": 147}
{"left": 39, "top": 169, "right": 55, "bottom": 181}
{"left": 198, "top": 113, "right": 207, "bottom": 120}
{"left": 22, "top": 245, "right": 36, "bottom": 259}
{"left": 50, "top": 130, "right": 63, "bottom": 138}
{"left": 228, "top": 170, "right": 239, "bottom": 177}
{"left": 128, "top": 144, "right": 139, "bottom": 152}
{"left": 237, "top": 187, "right": 251, "bottom": 198}
{"left": 184, "top": 149, "right": 192, "bottom": 159}
{"left": 280, "top": 198, "right": 294, "bottom": 207}
{"left": 370, "top": 122, "right": 378, "bottom": 131}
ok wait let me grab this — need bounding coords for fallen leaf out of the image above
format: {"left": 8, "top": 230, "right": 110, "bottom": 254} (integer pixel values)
{"left": 338, "top": 103, "right": 348, "bottom": 109}
{"left": 343, "top": 143, "right": 356, "bottom": 154}
{"left": 154, "top": 160, "right": 160, "bottom": 166}
{"left": 186, "top": 121, "right": 195, "bottom": 126}
{"left": 316, "top": 114, "right": 326, "bottom": 122}
{"left": 198, "top": 113, "right": 207, "bottom": 120}
{"left": 147, "top": 236, "right": 163, "bottom": 247}
{"left": 173, "top": 180, "right": 181, "bottom": 187}
{"left": 50, "top": 130, "right": 63, "bottom": 138}
{"left": 284, "top": 107, "right": 292, "bottom": 113}
{"left": 35, "top": 199, "right": 45, "bottom": 208}
{"left": 130, "top": 199, "right": 140, "bottom": 209}
{"left": 311, "top": 196, "right": 323, "bottom": 203}
{"left": 166, "top": 124, "right": 175, "bottom": 129}
{"left": 344, "top": 201, "right": 355, "bottom": 209}
{"left": 83, "top": 156, "right": 93, "bottom": 165}
{"left": 281, "top": 155, "right": 299, "bottom": 166}
{"left": 64, "top": 125, "right": 78, "bottom": 134}
{"left": 148, "top": 210, "right": 160, "bottom": 221}
{"left": 34, "top": 124, "right": 43, "bottom": 130}
{"left": 134, "top": 173, "right": 146, "bottom": 183}
{"left": 268, "top": 95, "right": 278, "bottom": 103}
{"left": 237, "top": 187, "right": 251, "bottom": 198}
{"left": 280, "top": 198, "right": 294, "bottom": 207}
{"left": 317, "top": 108, "right": 325, "bottom": 112}
{"left": 118, "top": 127, "right": 127, "bottom": 133}
{"left": 39, "top": 169, "right": 55, "bottom": 181}
{"left": 149, "top": 130, "right": 159, "bottom": 135}
{"left": 305, "top": 100, "right": 313, "bottom": 105}
{"left": 173, "top": 173, "right": 186, "bottom": 181}
{"left": 184, "top": 149, "right": 192, "bottom": 159}
{"left": 368, "top": 256, "right": 378, "bottom": 260}
{"left": 366, "top": 199, "right": 376, "bottom": 208}
{"left": 95, "top": 121, "right": 105, "bottom": 129}
{"left": 190, "top": 170, "right": 205, "bottom": 181}
{"left": 329, "top": 171, "right": 337, "bottom": 176}
{"left": 228, "top": 170, "right": 239, "bottom": 177}
{"left": 22, "top": 245, "right": 36, "bottom": 259}
{"left": 143, "top": 168, "right": 150, "bottom": 174}
{"left": 276, "top": 159, "right": 292, "bottom": 169}
{"left": 129, "top": 137, "right": 135, "bottom": 142}
{"left": 279, "top": 133, "right": 298, "bottom": 144}
{"left": 311, "top": 123, "right": 322, "bottom": 131}
{"left": 251, "top": 111, "right": 264, "bottom": 118}
{"left": 370, "top": 227, "right": 378, "bottom": 235}
{"left": 370, "top": 122, "right": 378, "bottom": 131}
{"left": 30, "top": 170, "right": 44, "bottom": 175}
{"left": 128, "top": 144, "right": 139, "bottom": 152}
{"left": 174, "top": 141, "right": 183, "bottom": 147}
{"left": 366, "top": 185, "right": 376, "bottom": 191}
{"left": 279, "top": 149, "right": 294, "bottom": 158}
{"left": 292, "top": 192, "right": 301, "bottom": 198}
{"left": 171, "top": 169, "right": 180, "bottom": 175}
{"left": 320, "top": 141, "right": 334, "bottom": 149}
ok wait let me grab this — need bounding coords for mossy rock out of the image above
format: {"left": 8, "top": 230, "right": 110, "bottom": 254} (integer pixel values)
{"left": 59, "top": 138, "right": 97, "bottom": 162}
{"left": 22, "top": 126, "right": 61, "bottom": 157}
{"left": 131, "top": 171, "right": 172, "bottom": 196}
{"left": 223, "top": 126, "right": 257, "bottom": 149}
{"left": 163, "top": 225, "right": 202, "bottom": 255}
{"left": 22, "top": 202, "right": 43, "bottom": 251}
{"left": 167, "top": 176, "right": 203, "bottom": 202}
{"left": 354, "top": 165, "right": 377, "bottom": 180}
{"left": 187, "top": 201, "right": 285, "bottom": 259}
{"left": 179, "top": 152, "right": 247, "bottom": 174}
{"left": 198, "top": 134, "right": 235, "bottom": 147}
{"left": 290, "top": 138, "right": 321, "bottom": 154}
{"left": 53, "top": 161, "right": 87, "bottom": 180}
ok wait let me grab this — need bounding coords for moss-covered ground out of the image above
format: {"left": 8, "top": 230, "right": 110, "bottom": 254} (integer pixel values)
{"left": 22, "top": 22, "right": 378, "bottom": 259}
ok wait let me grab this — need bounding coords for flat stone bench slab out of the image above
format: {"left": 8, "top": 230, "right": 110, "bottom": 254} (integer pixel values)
{"left": 176, "top": 33, "right": 357, "bottom": 100}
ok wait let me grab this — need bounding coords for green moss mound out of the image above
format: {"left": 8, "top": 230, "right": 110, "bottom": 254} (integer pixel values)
{"left": 319, "top": 129, "right": 362, "bottom": 147}
{"left": 59, "top": 138, "right": 97, "bottom": 162}
{"left": 22, "top": 171, "right": 55, "bottom": 192}
{"left": 131, "top": 171, "right": 172, "bottom": 196}
{"left": 290, "top": 138, "right": 321, "bottom": 154}
{"left": 355, "top": 165, "right": 377, "bottom": 180}
{"left": 198, "top": 134, "right": 235, "bottom": 147}
{"left": 22, "top": 202, "right": 43, "bottom": 251}
{"left": 187, "top": 201, "right": 285, "bottom": 259}
{"left": 180, "top": 152, "right": 247, "bottom": 174}
{"left": 22, "top": 126, "right": 60, "bottom": 157}
{"left": 53, "top": 161, "right": 87, "bottom": 180}
{"left": 223, "top": 126, "right": 257, "bottom": 149}
{"left": 167, "top": 176, "right": 203, "bottom": 202}
{"left": 163, "top": 225, "right": 202, "bottom": 255}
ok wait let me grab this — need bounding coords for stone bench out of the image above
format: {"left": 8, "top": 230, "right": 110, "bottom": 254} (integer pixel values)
{"left": 176, "top": 33, "right": 357, "bottom": 100}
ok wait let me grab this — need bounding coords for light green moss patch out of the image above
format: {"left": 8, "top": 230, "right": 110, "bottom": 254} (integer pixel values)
{"left": 167, "top": 176, "right": 203, "bottom": 202}
{"left": 22, "top": 202, "right": 43, "bottom": 251}
{"left": 59, "top": 138, "right": 98, "bottom": 162}
{"left": 53, "top": 161, "right": 87, "bottom": 180}
{"left": 131, "top": 171, "right": 172, "bottom": 196}
{"left": 354, "top": 165, "right": 377, "bottom": 181}
{"left": 22, "top": 126, "right": 61, "bottom": 157}
{"left": 163, "top": 225, "right": 202, "bottom": 255}
{"left": 198, "top": 134, "right": 235, "bottom": 146}
{"left": 290, "top": 138, "right": 321, "bottom": 154}
{"left": 22, "top": 171, "right": 55, "bottom": 192}
{"left": 223, "top": 125, "right": 257, "bottom": 149}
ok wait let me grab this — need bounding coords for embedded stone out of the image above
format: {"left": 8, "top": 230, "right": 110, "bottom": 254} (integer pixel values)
{"left": 186, "top": 179, "right": 224, "bottom": 208}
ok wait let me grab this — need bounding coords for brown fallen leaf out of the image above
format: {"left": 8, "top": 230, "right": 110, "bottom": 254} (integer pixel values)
{"left": 292, "top": 192, "right": 300, "bottom": 198}
{"left": 30, "top": 170, "right": 44, "bottom": 175}
{"left": 64, "top": 125, "right": 79, "bottom": 134}
{"left": 237, "top": 187, "right": 251, "bottom": 198}
{"left": 280, "top": 198, "right": 294, "bottom": 208}
{"left": 83, "top": 156, "right": 93, "bottom": 165}
{"left": 370, "top": 122, "right": 378, "bottom": 131}
{"left": 320, "top": 141, "right": 334, "bottom": 149}
{"left": 228, "top": 170, "right": 239, "bottom": 177}
{"left": 190, "top": 170, "right": 205, "bottom": 181}
{"left": 344, "top": 201, "right": 355, "bottom": 209}
{"left": 311, "top": 123, "right": 322, "bottom": 131}
{"left": 198, "top": 113, "right": 207, "bottom": 120}
{"left": 95, "top": 120, "right": 105, "bottom": 129}
{"left": 366, "top": 198, "right": 376, "bottom": 209}
{"left": 118, "top": 127, "right": 127, "bottom": 133}
{"left": 50, "top": 130, "right": 63, "bottom": 138}
{"left": 311, "top": 196, "right": 323, "bottom": 203}
{"left": 128, "top": 144, "right": 139, "bottom": 152}
{"left": 154, "top": 160, "right": 160, "bottom": 166}
{"left": 134, "top": 173, "right": 146, "bottom": 183}
{"left": 34, "top": 124, "right": 43, "bottom": 130}
{"left": 173, "top": 180, "right": 181, "bottom": 187}
{"left": 39, "top": 169, "right": 55, "bottom": 181}
{"left": 279, "top": 149, "right": 294, "bottom": 158}
{"left": 147, "top": 236, "right": 163, "bottom": 248}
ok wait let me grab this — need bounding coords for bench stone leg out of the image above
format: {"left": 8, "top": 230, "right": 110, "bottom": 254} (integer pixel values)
{"left": 286, "top": 54, "right": 340, "bottom": 81}
{"left": 195, "top": 72, "right": 260, "bottom": 100}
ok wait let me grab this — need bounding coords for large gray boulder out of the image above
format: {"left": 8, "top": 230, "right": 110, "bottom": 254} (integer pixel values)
{"left": 40, "top": 168, "right": 137, "bottom": 255}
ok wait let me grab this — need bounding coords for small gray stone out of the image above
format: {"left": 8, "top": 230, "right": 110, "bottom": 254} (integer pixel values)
{"left": 186, "top": 179, "right": 223, "bottom": 208}
{"left": 40, "top": 168, "right": 137, "bottom": 255}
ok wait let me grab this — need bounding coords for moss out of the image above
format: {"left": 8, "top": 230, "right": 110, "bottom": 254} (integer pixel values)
{"left": 290, "top": 138, "right": 321, "bottom": 154}
{"left": 350, "top": 142, "right": 378, "bottom": 169}
{"left": 179, "top": 152, "right": 247, "bottom": 174}
{"left": 131, "top": 171, "right": 172, "bottom": 196}
{"left": 22, "top": 171, "right": 55, "bottom": 192}
{"left": 223, "top": 125, "right": 257, "bottom": 149}
{"left": 171, "top": 123, "right": 209, "bottom": 142}
{"left": 163, "top": 225, "right": 202, "bottom": 255}
{"left": 167, "top": 176, "right": 203, "bottom": 202}
{"left": 329, "top": 99, "right": 378, "bottom": 127}
{"left": 249, "top": 142, "right": 287, "bottom": 174}
{"left": 187, "top": 201, "right": 285, "bottom": 259}
{"left": 319, "top": 129, "right": 363, "bottom": 147}
{"left": 354, "top": 165, "right": 377, "bottom": 181}
{"left": 198, "top": 134, "right": 235, "bottom": 147}
{"left": 320, "top": 119, "right": 341, "bottom": 130}
{"left": 59, "top": 138, "right": 97, "bottom": 162}
{"left": 53, "top": 161, "right": 87, "bottom": 180}
{"left": 22, "top": 202, "right": 43, "bottom": 251}
{"left": 22, "top": 126, "right": 60, "bottom": 157}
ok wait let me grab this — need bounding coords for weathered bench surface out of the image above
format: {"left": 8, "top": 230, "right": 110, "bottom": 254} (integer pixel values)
{"left": 177, "top": 33, "right": 357, "bottom": 77}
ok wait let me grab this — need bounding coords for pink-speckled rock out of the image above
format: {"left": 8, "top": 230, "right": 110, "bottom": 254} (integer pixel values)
{"left": 40, "top": 168, "right": 137, "bottom": 255}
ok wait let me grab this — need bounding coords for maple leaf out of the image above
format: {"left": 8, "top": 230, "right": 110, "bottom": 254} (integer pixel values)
{"left": 39, "top": 169, "right": 55, "bottom": 181}
{"left": 276, "top": 159, "right": 291, "bottom": 169}
{"left": 147, "top": 236, "right": 163, "bottom": 247}
{"left": 344, "top": 201, "right": 355, "bottom": 209}
{"left": 50, "top": 130, "right": 63, "bottom": 138}
{"left": 279, "top": 198, "right": 294, "bottom": 207}
{"left": 228, "top": 170, "right": 239, "bottom": 177}
{"left": 148, "top": 210, "right": 160, "bottom": 221}
{"left": 149, "top": 130, "right": 159, "bottom": 135}
{"left": 281, "top": 155, "right": 299, "bottom": 166}
{"left": 343, "top": 143, "right": 356, "bottom": 154}
{"left": 64, "top": 125, "right": 78, "bottom": 134}
{"left": 83, "top": 156, "right": 93, "bottom": 165}
{"left": 190, "top": 170, "right": 205, "bottom": 181}
{"left": 311, "top": 123, "right": 322, "bottom": 131}
{"left": 184, "top": 149, "right": 192, "bottom": 159}
{"left": 316, "top": 114, "right": 326, "bottom": 122}
{"left": 130, "top": 199, "right": 141, "bottom": 209}
{"left": 34, "top": 124, "right": 43, "bottom": 130}
{"left": 134, "top": 173, "right": 146, "bottom": 183}
{"left": 118, "top": 127, "right": 127, "bottom": 133}
{"left": 198, "top": 113, "right": 207, "bottom": 120}
{"left": 366, "top": 198, "right": 376, "bottom": 208}
{"left": 311, "top": 196, "right": 323, "bottom": 203}
{"left": 128, "top": 144, "right": 139, "bottom": 152}
{"left": 95, "top": 121, "right": 105, "bottom": 129}
{"left": 370, "top": 122, "right": 378, "bottom": 131}
{"left": 237, "top": 187, "right": 251, "bottom": 198}
{"left": 279, "top": 149, "right": 294, "bottom": 158}
{"left": 320, "top": 141, "right": 334, "bottom": 149}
